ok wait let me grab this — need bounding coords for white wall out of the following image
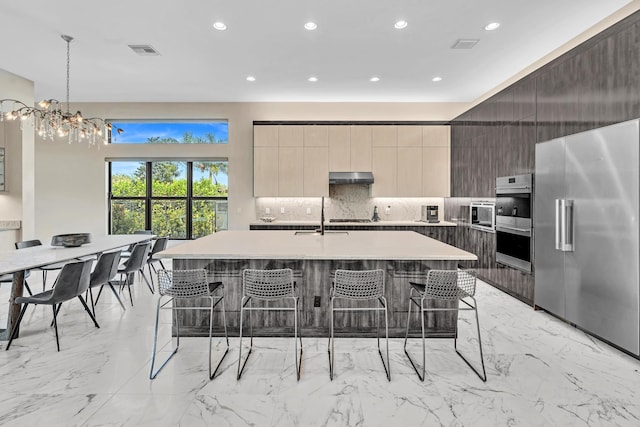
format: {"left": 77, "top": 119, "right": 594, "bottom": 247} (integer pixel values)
{"left": 0, "top": 68, "right": 35, "bottom": 239}
{"left": 33, "top": 102, "right": 469, "bottom": 237}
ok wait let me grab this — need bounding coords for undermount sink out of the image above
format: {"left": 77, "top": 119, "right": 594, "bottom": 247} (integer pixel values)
{"left": 294, "top": 230, "right": 350, "bottom": 236}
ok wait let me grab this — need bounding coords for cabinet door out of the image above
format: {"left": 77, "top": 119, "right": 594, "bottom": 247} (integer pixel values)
{"left": 278, "top": 147, "right": 304, "bottom": 196}
{"left": 304, "top": 147, "right": 329, "bottom": 196}
{"left": 304, "top": 125, "right": 329, "bottom": 146}
{"left": 372, "top": 147, "right": 397, "bottom": 196}
{"left": 279, "top": 125, "right": 303, "bottom": 146}
{"left": 372, "top": 126, "right": 397, "bottom": 147}
{"left": 423, "top": 125, "right": 450, "bottom": 147}
{"left": 254, "top": 147, "right": 279, "bottom": 196}
{"left": 328, "top": 126, "right": 350, "bottom": 171}
{"left": 254, "top": 125, "right": 279, "bottom": 147}
{"left": 422, "top": 147, "right": 450, "bottom": 196}
{"left": 350, "top": 126, "right": 372, "bottom": 171}
{"left": 397, "top": 147, "right": 422, "bottom": 196}
{"left": 398, "top": 126, "right": 422, "bottom": 147}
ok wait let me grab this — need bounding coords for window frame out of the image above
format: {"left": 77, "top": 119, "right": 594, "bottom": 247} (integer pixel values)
{"left": 108, "top": 160, "right": 228, "bottom": 239}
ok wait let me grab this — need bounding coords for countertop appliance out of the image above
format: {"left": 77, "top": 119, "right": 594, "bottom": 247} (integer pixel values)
{"left": 420, "top": 205, "right": 439, "bottom": 223}
{"left": 495, "top": 174, "right": 533, "bottom": 273}
{"left": 535, "top": 118, "right": 640, "bottom": 357}
{"left": 469, "top": 201, "right": 495, "bottom": 232}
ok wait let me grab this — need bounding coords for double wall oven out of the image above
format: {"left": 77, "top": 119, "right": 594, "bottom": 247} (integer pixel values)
{"left": 495, "top": 174, "right": 533, "bottom": 273}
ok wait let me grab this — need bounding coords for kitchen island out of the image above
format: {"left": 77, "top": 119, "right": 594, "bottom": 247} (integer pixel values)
{"left": 157, "top": 230, "right": 477, "bottom": 337}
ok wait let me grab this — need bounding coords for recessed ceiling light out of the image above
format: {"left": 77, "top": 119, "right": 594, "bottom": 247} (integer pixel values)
{"left": 394, "top": 20, "right": 408, "bottom": 29}
{"left": 246, "top": 76, "right": 256, "bottom": 82}
{"left": 308, "top": 76, "right": 318, "bottom": 82}
{"left": 370, "top": 77, "right": 380, "bottom": 82}
{"left": 213, "top": 22, "right": 227, "bottom": 31}
{"left": 432, "top": 76, "right": 443, "bottom": 82}
{"left": 304, "top": 22, "right": 317, "bottom": 30}
{"left": 484, "top": 22, "right": 500, "bottom": 31}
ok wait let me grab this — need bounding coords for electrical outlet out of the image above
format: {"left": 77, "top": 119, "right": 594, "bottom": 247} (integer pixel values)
{"left": 280, "top": 207, "right": 285, "bottom": 214}
{"left": 306, "top": 207, "right": 312, "bottom": 215}
{"left": 265, "top": 207, "right": 271, "bottom": 214}
{"left": 313, "top": 296, "right": 321, "bottom": 307}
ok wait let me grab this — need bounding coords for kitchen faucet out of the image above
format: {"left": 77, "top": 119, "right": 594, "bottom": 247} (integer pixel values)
{"left": 320, "top": 196, "right": 325, "bottom": 235}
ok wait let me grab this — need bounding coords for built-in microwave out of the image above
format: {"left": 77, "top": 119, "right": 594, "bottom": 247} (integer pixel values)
{"left": 470, "top": 202, "right": 496, "bottom": 232}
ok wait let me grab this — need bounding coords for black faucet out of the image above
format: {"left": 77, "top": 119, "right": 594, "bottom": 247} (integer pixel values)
{"left": 320, "top": 196, "right": 325, "bottom": 235}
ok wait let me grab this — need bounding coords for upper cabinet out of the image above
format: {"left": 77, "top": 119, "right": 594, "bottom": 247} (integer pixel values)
{"left": 254, "top": 124, "right": 450, "bottom": 197}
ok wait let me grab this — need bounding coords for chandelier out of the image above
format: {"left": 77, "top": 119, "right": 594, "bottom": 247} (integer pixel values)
{"left": 0, "top": 34, "right": 121, "bottom": 145}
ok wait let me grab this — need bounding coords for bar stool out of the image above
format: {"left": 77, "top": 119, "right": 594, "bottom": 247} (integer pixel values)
{"left": 150, "top": 269, "right": 229, "bottom": 380}
{"left": 237, "top": 268, "right": 303, "bottom": 381}
{"left": 328, "top": 269, "right": 390, "bottom": 381}
{"left": 404, "top": 269, "right": 486, "bottom": 382}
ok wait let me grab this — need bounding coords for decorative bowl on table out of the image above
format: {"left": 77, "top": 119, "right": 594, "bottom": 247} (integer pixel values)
{"left": 259, "top": 216, "right": 276, "bottom": 223}
{"left": 51, "top": 233, "right": 92, "bottom": 247}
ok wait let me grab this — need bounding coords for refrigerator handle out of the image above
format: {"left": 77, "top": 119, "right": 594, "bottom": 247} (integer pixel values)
{"left": 557, "top": 199, "right": 574, "bottom": 252}
{"left": 555, "top": 199, "right": 562, "bottom": 250}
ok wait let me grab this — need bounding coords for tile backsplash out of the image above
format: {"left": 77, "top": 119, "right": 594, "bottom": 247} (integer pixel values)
{"left": 255, "top": 185, "right": 444, "bottom": 222}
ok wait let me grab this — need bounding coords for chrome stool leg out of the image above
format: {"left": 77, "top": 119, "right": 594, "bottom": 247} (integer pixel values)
{"left": 208, "top": 290, "right": 230, "bottom": 380}
{"left": 377, "top": 297, "right": 390, "bottom": 381}
{"left": 453, "top": 296, "right": 487, "bottom": 382}
{"left": 404, "top": 290, "right": 427, "bottom": 382}
{"left": 150, "top": 296, "right": 179, "bottom": 379}
{"left": 237, "top": 296, "right": 253, "bottom": 380}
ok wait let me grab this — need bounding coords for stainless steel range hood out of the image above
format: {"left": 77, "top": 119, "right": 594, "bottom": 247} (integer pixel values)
{"left": 329, "top": 172, "right": 374, "bottom": 185}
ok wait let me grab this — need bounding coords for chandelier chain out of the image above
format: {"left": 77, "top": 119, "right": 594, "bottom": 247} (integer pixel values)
{"left": 66, "top": 36, "right": 71, "bottom": 114}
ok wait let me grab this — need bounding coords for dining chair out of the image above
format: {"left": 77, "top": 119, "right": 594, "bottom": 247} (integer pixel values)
{"left": 15, "top": 239, "right": 66, "bottom": 291}
{"left": 5, "top": 259, "right": 98, "bottom": 352}
{"left": 114, "top": 241, "right": 152, "bottom": 305}
{"left": 88, "top": 250, "right": 125, "bottom": 316}
{"left": 146, "top": 237, "right": 168, "bottom": 288}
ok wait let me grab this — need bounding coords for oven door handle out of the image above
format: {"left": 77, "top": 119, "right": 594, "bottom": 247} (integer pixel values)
{"left": 495, "top": 225, "right": 531, "bottom": 236}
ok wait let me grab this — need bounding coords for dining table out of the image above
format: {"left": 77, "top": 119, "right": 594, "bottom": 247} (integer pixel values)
{"left": 0, "top": 234, "right": 155, "bottom": 341}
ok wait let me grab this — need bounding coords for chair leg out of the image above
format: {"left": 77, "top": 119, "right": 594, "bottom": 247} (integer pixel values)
{"left": 294, "top": 296, "right": 303, "bottom": 381}
{"left": 52, "top": 304, "right": 61, "bottom": 351}
{"left": 5, "top": 303, "right": 29, "bottom": 351}
{"left": 150, "top": 296, "right": 179, "bottom": 379}
{"left": 208, "top": 294, "right": 230, "bottom": 380}
{"left": 89, "top": 287, "right": 97, "bottom": 318}
{"left": 404, "top": 293, "right": 426, "bottom": 382}
{"left": 454, "top": 297, "right": 487, "bottom": 382}
{"left": 237, "top": 297, "right": 253, "bottom": 380}
{"left": 328, "top": 296, "right": 335, "bottom": 380}
{"left": 376, "top": 297, "right": 391, "bottom": 381}
{"left": 77, "top": 295, "right": 100, "bottom": 328}
{"left": 107, "top": 283, "right": 127, "bottom": 311}
{"left": 23, "top": 280, "right": 33, "bottom": 296}
{"left": 139, "top": 269, "right": 154, "bottom": 294}
{"left": 42, "top": 270, "right": 47, "bottom": 291}
{"left": 50, "top": 304, "right": 63, "bottom": 328}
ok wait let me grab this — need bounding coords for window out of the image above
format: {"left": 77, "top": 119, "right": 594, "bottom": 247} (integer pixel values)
{"left": 108, "top": 120, "right": 228, "bottom": 144}
{"left": 109, "top": 160, "right": 228, "bottom": 239}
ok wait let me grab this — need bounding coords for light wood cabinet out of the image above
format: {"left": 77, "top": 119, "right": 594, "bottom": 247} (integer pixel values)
{"left": 278, "top": 147, "right": 304, "bottom": 196}
{"left": 254, "top": 147, "right": 279, "bottom": 196}
{"left": 372, "top": 147, "right": 397, "bottom": 196}
{"left": 350, "top": 126, "right": 372, "bottom": 172}
{"left": 398, "top": 126, "right": 422, "bottom": 147}
{"left": 304, "top": 125, "right": 329, "bottom": 146}
{"left": 254, "top": 124, "right": 450, "bottom": 197}
{"left": 279, "top": 125, "right": 303, "bottom": 146}
{"left": 397, "top": 147, "right": 422, "bottom": 196}
{"left": 423, "top": 146, "right": 450, "bottom": 196}
{"left": 372, "top": 126, "right": 397, "bottom": 147}
{"left": 328, "top": 126, "right": 350, "bottom": 172}
{"left": 304, "top": 147, "right": 329, "bottom": 196}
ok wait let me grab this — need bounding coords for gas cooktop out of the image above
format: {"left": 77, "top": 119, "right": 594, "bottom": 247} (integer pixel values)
{"left": 329, "top": 219, "right": 373, "bottom": 223}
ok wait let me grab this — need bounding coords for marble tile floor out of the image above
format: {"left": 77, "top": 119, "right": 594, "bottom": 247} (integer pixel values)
{"left": 0, "top": 273, "right": 639, "bottom": 427}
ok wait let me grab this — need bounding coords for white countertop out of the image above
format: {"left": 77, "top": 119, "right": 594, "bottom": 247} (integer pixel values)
{"left": 157, "top": 230, "right": 476, "bottom": 261}
{"left": 250, "top": 220, "right": 456, "bottom": 227}
{"left": 0, "top": 234, "right": 154, "bottom": 275}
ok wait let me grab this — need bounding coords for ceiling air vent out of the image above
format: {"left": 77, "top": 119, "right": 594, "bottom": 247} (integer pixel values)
{"left": 128, "top": 44, "right": 161, "bottom": 56}
{"left": 451, "top": 39, "right": 479, "bottom": 49}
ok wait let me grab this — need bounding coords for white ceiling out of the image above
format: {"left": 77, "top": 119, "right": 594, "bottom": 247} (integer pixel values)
{"left": 0, "top": 0, "right": 634, "bottom": 103}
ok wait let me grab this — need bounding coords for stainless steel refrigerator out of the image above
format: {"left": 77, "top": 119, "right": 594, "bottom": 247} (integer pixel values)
{"left": 535, "top": 118, "right": 640, "bottom": 357}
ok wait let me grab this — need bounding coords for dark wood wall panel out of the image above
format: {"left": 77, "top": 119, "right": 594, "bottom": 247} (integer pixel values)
{"left": 449, "top": 10, "right": 640, "bottom": 304}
